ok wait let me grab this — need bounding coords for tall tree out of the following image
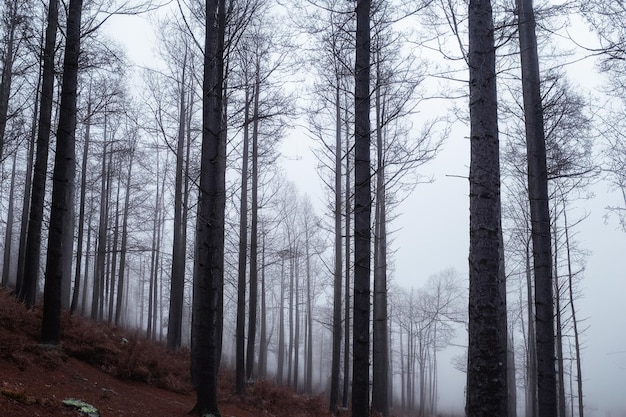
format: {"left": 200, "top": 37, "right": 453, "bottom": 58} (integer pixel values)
{"left": 18, "top": 0, "right": 59, "bottom": 308}
{"left": 352, "top": 0, "right": 371, "bottom": 416}
{"left": 517, "top": 1, "right": 557, "bottom": 416}
{"left": 167, "top": 44, "right": 189, "bottom": 351}
{"left": 41, "top": 0, "right": 83, "bottom": 345}
{"left": 190, "top": 0, "right": 226, "bottom": 414}
{"left": 465, "top": 1, "right": 508, "bottom": 417}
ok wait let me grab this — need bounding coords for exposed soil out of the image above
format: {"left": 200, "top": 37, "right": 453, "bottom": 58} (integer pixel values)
{"left": 0, "top": 289, "right": 331, "bottom": 417}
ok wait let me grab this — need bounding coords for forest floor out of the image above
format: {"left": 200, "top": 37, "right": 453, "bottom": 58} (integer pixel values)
{"left": 0, "top": 288, "right": 331, "bottom": 417}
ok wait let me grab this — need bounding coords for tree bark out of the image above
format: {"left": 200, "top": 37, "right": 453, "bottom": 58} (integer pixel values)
{"left": 352, "top": 0, "right": 371, "bottom": 415}
{"left": 372, "top": 47, "right": 389, "bottom": 417}
{"left": 41, "top": 0, "right": 83, "bottom": 345}
{"left": 70, "top": 94, "right": 92, "bottom": 315}
{"left": 1, "top": 153, "right": 17, "bottom": 287}
{"left": 246, "top": 62, "right": 260, "bottom": 382}
{"left": 115, "top": 146, "right": 134, "bottom": 326}
{"left": 0, "top": 0, "right": 19, "bottom": 162}
{"left": 466, "top": 0, "right": 508, "bottom": 416}
{"left": 19, "top": 0, "right": 59, "bottom": 309}
{"left": 329, "top": 80, "right": 343, "bottom": 415}
{"left": 191, "top": 0, "right": 226, "bottom": 413}
{"left": 517, "top": 2, "right": 557, "bottom": 416}
{"left": 236, "top": 84, "right": 250, "bottom": 397}
{"left": 167, "top": 49, "right": 188, "bottom": 351}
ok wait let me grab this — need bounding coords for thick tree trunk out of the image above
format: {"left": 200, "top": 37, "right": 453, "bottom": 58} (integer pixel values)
{"left": 191, "top": 0, "right": 226, "bottom": 413}
{"left": 466, "top": 1, "right": 509, "bottom": 416}
{"left": 19, "top": 0, "right": 58, "bottom": 309}
{"left": 352, "top": 0, "right": 371, "bottom": 415}
{"left": 517, "top": 2, "right": 557, "bottom": 416}
{"left": 41, "top": 0, "right": 82, "bottom": 345}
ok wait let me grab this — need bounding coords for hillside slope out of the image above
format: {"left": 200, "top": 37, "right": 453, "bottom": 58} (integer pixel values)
{"left": 0, "top": 289, "right": 330, "bottom": 417}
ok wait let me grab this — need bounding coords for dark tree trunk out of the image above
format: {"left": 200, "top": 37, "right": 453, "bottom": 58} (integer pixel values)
{"left": 517, "top": 1, "right": 557, "bottom": 416}
{"left": 277, "top": 254, "right": 286, "bottom": 385}
{"left": 372, "top": 51, "right": 389, "bottom": 417}
{"left": 329, "top": 81, "right": 343, "bottom": 415}
{"left": 0, "top": 0, "right": 18, "bottom": 162}
{"left": 563, "top": 206, "right": 584, "bottom": 417}
{"left": 115, "top": 148, "right": 134, "bottom": 326}
{"left": 246, "top": 66, "right": 260, "bottom": 382}
{"left": 19, "top": 0, "right": 58, "bottom": 309}
{"left": 15, "top": 67, "right": 40, "bottom": 296}
{"left": 108, "top": 175, "right": 121, "bottom": 323}
{"left": 91, "top": 139, "right": 109, "bottom": 321}
{"left": 2, "top": 153, "right": 17, "bottom": 287}
{"left": 70, "top": 95, "right": 92, "bottom": 315}
{"left": 190, "top": 0, "right": 226, "bottom": 414}
{"left": 342, "top": 103, "right": 351, "bottom": 409}
{"left": 167, "top": 50, "right": 188, "bottom": 350}
{"left": 41, "top": 0, "right": 83, "bottom": 345}
{"left": 236, "top": 85, "right": 250, "bottom": 397}
{"left": 466, "top": 1, "right": 509, "bottom": 416}
{"left": 258, "top": 231, "right": 267, "bottom": 378}
{"left": 352, "top": 0, "right": 371, "bottom": 415}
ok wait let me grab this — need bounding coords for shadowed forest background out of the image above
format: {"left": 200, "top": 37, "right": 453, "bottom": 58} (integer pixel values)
{"left": 0, "top": 0, "right": 626, "bottom": 416}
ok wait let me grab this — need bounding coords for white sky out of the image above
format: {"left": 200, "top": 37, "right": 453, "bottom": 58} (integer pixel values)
{"left": 102, "top": 4, "right": 626, "bottom": 416}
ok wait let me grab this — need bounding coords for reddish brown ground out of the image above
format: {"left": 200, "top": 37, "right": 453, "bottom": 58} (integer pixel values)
{"left": 0, "top": 289, "right": 330, "bottom": 417}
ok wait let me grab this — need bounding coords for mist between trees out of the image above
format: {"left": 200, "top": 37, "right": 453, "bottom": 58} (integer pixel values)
{"left": 0, "top": 0, "right": 625, "bottom": 416}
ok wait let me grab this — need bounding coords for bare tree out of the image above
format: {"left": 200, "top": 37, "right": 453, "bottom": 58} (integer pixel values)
{"left": 466, "top": 1, "right": 508, "bottom": 417}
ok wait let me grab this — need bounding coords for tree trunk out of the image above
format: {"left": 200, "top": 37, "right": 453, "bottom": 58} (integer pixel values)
{"left": 19, "top": 0, "right": 58, "bottom": 309}
{"left": 2, "top": 153, "right": 17, "bottom": 287}
{"left": 466, "top": 1, "right": 508, "bottom": 416}
{"left": 190, "top": 0, "right": 226, "bottom": 413}
{"left": 277, "top": 253, "right": 286, "bottom": 385}
{"left": 0, "top": 0, "right": 18, "bottom": 162}
{"left": 115, "top": 147, "right": 134, "bottom": 326}
{"left": 352, "top": 0, "right": 371, "bottom": 415}
{"left": 372, "top": 48, "right": 389, "bottom": 417}
{"left": 108, "top": 174, "right": 121, "bottom": 323}
{"left": 15, "top": 63, "right": 40, "bottom": 296}
{"left": 246, "top": 63, "right": 260, "bottom": 382}
{"left": 41, "top": 0, "right": 82, "bottom": 345}
{"left": 167, "top": 49, "right": 188, "bottom": 351}
{"left": 329, "top": 80, "right": 343, "bottom": 415}
{"left": 564, "top": 205, "right": 584, "bottom": 417}
{"left": 517, "top": 1, "right": 557, "bottom": 416}
{"left": 305, "top": 227, "right": 313, "bottom": 393}
{"left": 70, "top": 94, "right": 92, "bottom": 315}
{"left": 236, "top": 84, "right": 250, "bottom": 397}
{"left": 258, "top": 231, "right": 267, "bottom": 378}
{"left": 342, "top": 101, "right": 351, "bottom": 410}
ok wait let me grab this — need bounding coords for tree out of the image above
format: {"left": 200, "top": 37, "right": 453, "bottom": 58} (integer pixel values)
{"left": 466, "top": 1, "right": 508, "bottom": 417}
{"left": 41, "top": 0, "right": 83, "bottom": 345}
{"left": 190, "top": 0, "right": 226, "bottom": 414}
{"left": 352, "top": 0, "right": 371, "bottom": 416}
{"left": 17, "top": 0, "right": 58, "bottom": 308}
{"left": 517, "top": 1, "right": 557, "bottom": 416}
